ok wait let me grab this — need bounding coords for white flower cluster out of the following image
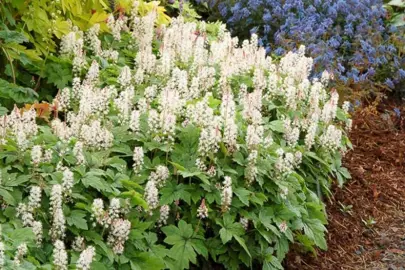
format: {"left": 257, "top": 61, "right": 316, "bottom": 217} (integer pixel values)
{"left": 0, "top": 241, "right": 4, "bottom": 269}
{"left": 50, "top": 185, "right": 66, "bottom": 241}
{"left": 15, "top": 186, "right": 43, "bottom": 246}
{"left": 107, "top": 218, "right": 131, "bottom": 254}
{"left": 31, "top": 145, "right": 43, "bottom": 165}
{"left": 32, "top": 221, "right": 43, "bottom": 246}
{"left": 28, "top": 186, "right": 42, "bottom": 211}
{"left": 91, "top": 199, "right": 107, "bottom": 227}
{"left": 144, "top": 179, "right": 159, "bottom": 212}
{"left": 283, "top": 119, "right": 300, "bottom": 147}
{"left": 158, "top": 205, "right": 170, "bottom": 226}
{"left": 197, "top": 199, "right": 208, "bottom": 219}
{"left": 144, "top": 166, "right": 170, "bottom": 212}
{"left": 245, "top": 150, "right": 259, "bottom": 184}
{"left": 319, "top": 125, "right": 343, "bottom": 151}
{"left": 220, "top": 176, "right": 233, "bottom": 212}
{"left": 275, "top": 149, "right": 303, "bottom": 176}
{"left": 221, "top": 90, "right": 237, "bottom": 152}
{"left": 80, "top": 120, "right": 113, "bottom": 150}
{"left": 108, "top": 198, "right": 121, "bottom": 221}
{"left": 0, "top": 107, "right": 38, "bottom": 150}
{"left": 73, "top": 141, "right": 85, "bottom": 164}
{"left": 107, "top": 15, "right": 127, "bottom": 41}
{"left": 72, "top": 236, "right": 85, "bottom": 252}
{"left": 53, "top": 240, "right": 68, "bottom": 270}
{"left": 62, "top": 169, "right": 74, "bottom": 197}
{"left": 240, "top": 217, "right": 249, "bottom": 231}
{"left": 54, "top": 11, "right": 347, "bottom": 192}
{"left": 77, "top": 246, "right": 96, "bottom": 270}
{"left": 91, "top": 198, "right": 131, "bottom": 254}
{"left": 13, "top": 243, "right": 28, "bottom": 267}
{"left": 132, "top": 146, "right": 144, "bottom": 174}
{"left": 149, "top": 166, "right": 170, "bottom": 188}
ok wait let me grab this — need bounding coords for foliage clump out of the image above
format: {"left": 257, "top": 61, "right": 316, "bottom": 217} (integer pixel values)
{"left": 0, "top": 2, "right": 351, "bottom": 269}
{"left": 0, "top": 0, "right": 170, "bottom": 110}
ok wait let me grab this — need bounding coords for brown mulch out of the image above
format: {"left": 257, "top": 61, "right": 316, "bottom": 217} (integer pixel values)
{"left": 286, "top": 104, "right": 405, "bottom": 270}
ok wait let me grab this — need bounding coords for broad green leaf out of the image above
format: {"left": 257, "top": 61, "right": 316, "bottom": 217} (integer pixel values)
{"left": 0, "top": 106, "right": 8, "bottom": 115}
{"left": 0, "top": 30, "right": 28, "bottom": 44}
{"left": 7, "top": 228, "right": 35, "bottom": 245}
{"left": 160, "top": 183, "right": 191, "bottom": 205}
{"left": 388, "top": 0, "right": 405, "bottom": 7}
{"left": 275, "top": 237, "right": 289, "bottom": 260}
{"left": 3, "top": 174, "right": 29, "bottom": 187}
{"left": 0, "top": 188, "right": 16, "bottom": 205}
{"left": 219, "top": 227, "right": 233, "bottom": 244}
{"left": 0, "top": 78, "right": 38, "bottom": 104}
{"left": 121, "top": 190, "right": 148, "bottom": 209}
{"left": 162, "top": 220, "right": 206, "bottom": 270}
{"left": 217, "top": 214, "right": 244, "bottom": 244}
{"left": 234, "top": 187, "right": 250, "bottom": 206}
{"left": 82, "top": 174, "right": 112, "bottom": 192}
{"left": 268, "top": 120, "right": 284, "bottom": 133}
{"left": 234, "top": 235, "right": 251, "bottom": 258}
{"left": 130, "top": 253, "right": 165, "bottom": 270}
{"left": 44, "top": 62, "right": 72, "bottom": 89}
{"left": 66, "top": 210, "right": 88, "bottom": 230}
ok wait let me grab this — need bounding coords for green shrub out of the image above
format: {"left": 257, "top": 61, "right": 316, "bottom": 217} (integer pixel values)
{"left": 0, "top": 0, "right": 170, "bottom": 111}
{"left": 0, "top": 4, "right": 351, "bottom": 269}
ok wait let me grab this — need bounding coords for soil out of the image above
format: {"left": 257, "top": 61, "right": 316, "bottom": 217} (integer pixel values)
{"left": 286, "top": 103, "right": 405, "bottom": 270}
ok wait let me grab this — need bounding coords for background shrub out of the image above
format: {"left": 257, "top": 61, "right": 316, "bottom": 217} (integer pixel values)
{"left": 0, "top": 0, "right": 170, "bottom": 111}
{"left": 0, "top": 3, "right": 351, "bottom": 270}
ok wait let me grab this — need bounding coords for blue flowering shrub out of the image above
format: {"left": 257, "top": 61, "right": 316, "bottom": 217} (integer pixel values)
{"left": 195, "top": 0, "right": 405, "bottom": 97}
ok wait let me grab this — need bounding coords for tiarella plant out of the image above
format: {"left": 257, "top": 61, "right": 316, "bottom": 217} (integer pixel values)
{"left": 194, "top": 0, "right": 405, "bottom": 97}
{"left": 0, "top": 2, "right": 351, "bottom": 269}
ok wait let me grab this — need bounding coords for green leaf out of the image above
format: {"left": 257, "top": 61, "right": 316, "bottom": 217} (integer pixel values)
{"left": 66, "top": 210, "right": 88, "bottom": 230}
{"left": 234, "top": 187, "right": 250, "bottom": 206}
{"left": 219, "top": 227, "right": 233, "bottom": 244}
{"left": 44, "top": 62, "right": 72, "bottom": 89}
{"left": 0, "top": 30, "right": 28, "bottom": 44}
{"left": 268, "top": 120, "right": 284, "bottom": 133}
{"left": 263, "top": 256, "right": 283, "bottom": 270}
{"left": 130, "top": 253, "right": 165, "bottom": 270}
{"left": 258, "top": 209, "right": 281, "bottom": 237}
{"left": 234, "top": 235, "right": 251, "bottom": 258}
{"left": 205, "top": 238, "right": 226, "bottom": 261}
{"left": 0, "top": 106, "right": 8, "bottom": 115}
{"left": 162, "top": 220, "right": 206, "bottom": 270}
{"left": 82, "top": 173, "right": 112, "bottom": 192}
{"left": 275, "top": 237, "right": 289, "bottom": 261}
{"left": 121, "top": 190, "right": 148, "bottom": 209}
{"left": 388, "top": 0, "right": 405, "bottom": 7}
{"left": 0, "top": 188, "right": 16, "bottom": 205}
{"left": 3, "top": 174, "right": 29, "bottom": 187}
{"left": 160, "top": 183, "right": 191, "bottom": 205}
{"left": 91, "top": 262, "right": 109, "bottom": 270}
{"left": 0, "top": 78, "right": 38, "bottom": 104}
{"left": 217, "top": 214, "right": 244, "bottom": 244}
{"left": 7, "top": 228, "right": 35, "bottom": 245}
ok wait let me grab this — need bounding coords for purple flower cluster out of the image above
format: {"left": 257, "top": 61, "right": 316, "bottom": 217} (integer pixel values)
{"left": 199, "top": 0, "right": 405, "bottom": 89}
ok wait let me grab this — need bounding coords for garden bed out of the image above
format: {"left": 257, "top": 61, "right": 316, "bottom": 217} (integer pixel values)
{"left": 286, "top": 103, "right": 405, "bottom": 269}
